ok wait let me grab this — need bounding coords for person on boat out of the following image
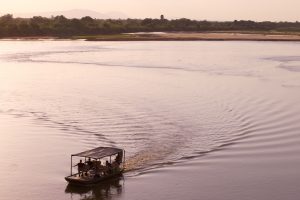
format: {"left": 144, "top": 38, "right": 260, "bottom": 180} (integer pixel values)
{"left": 73, "top": 160, "right": 85, "bottom": 177}
{"left": 86, "top": 158, "right": 93, "bottom": 170}
{"left": 106, "top": 160, "right": 112, "bottom": 167}
{"left": 94, "top": 160, "right": 102, "bottom": 178}
{"left": 115, "top": 152, "right": 122, "bottom": 165}
{"left": 106, "top": 160, "right": 113, "bottom": 174}
{"left": 111, "top": 161, "right": 120, "bottom": 173}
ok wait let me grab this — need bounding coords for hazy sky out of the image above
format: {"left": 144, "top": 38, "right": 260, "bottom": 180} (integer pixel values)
{"left": 1, "top": 0, "right": 300, "bottom": 21}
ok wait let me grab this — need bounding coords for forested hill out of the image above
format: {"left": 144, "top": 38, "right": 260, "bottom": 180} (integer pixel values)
{"left": 1, "top": 14, "right": 300, "bottom": 37}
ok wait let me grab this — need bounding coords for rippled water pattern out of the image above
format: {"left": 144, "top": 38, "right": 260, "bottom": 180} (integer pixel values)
{"left": 1, "top": 41, "right": 300, "bottom": 169}
{"left": 1, "top": 40, "right": 300, "bottom": 199}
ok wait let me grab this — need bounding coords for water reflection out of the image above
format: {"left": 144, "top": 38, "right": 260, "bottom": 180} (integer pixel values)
{"left": 65, "top": 177, "right": 124, "bottom": 200}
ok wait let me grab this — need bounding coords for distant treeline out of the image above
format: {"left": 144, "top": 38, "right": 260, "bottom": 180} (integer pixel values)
{"left": 1, "top": 14, "right": 300, "bottom": 37}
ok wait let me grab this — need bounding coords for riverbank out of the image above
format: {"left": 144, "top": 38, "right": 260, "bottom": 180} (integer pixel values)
{"left": 78, "top": 32, "right": 300, "bottom": 41}
{"left": 2, "top": 31, "right": 300, "bottom": 41}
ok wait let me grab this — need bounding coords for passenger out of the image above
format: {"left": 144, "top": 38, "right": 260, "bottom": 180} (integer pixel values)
{"left": 115, "top": 152, "right": 122, "bottom": 165}
{"left": 92, "top": 160, "right": 98, "bottom": 170}
{"left": 94, "top": 160, "right": 102, "bottom": 178}
{"left": 111, "top": 161, "right": 120, "bottom": 173}
{"left": 73, "top": 160, "right": 85, "bottom": 177}
{"left": 106, "top": 160, "right": 112, "bottom": 168}
{"left": 106, "top": 161, "right": 112, "bottom": 174}
{"left": 86, "top": 158, "right": 93, "bottom": 170}
{"left": 97, "top": 160, "right": 102, "bottom": 168}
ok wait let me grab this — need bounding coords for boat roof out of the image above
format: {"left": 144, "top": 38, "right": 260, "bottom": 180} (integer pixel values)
{"left": 72, "top": 147, "right": 123, "bottom": 159}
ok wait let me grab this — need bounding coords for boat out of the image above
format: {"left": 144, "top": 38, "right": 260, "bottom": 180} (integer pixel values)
{"left": 65, "top": 147, "right": 125, "bottom": 186}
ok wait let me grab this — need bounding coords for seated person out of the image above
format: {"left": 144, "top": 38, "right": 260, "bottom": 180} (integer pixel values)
{"left": 93, "top": 160, "right": 103, "bottom": 177}
{"left": 86, "top": 158, "right": 93, "bottom": 170}
{"left": 115, "top": 152, "right": 122, "bottom": 165}
{"left": 106, "top": 160, "right": 112, "bottom": 167}
{"left": 106, "top": 161, "right": 113, "bottom": 174}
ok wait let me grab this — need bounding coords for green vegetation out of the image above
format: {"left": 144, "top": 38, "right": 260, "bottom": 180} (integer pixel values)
{"left": 1, "top": 14, "right": 300, "bottom": 38}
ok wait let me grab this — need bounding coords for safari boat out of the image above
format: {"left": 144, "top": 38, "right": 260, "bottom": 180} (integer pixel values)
{"left": 65, "top": 147, "right": 125, "bottom": 186}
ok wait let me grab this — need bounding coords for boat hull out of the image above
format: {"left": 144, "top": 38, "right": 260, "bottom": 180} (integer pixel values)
{"left": 65, "top": 171, "right": 123, "bottom": 186}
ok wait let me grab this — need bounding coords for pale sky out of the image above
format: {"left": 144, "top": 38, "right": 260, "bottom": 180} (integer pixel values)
{"left": 0, "top": 0, "right": 300, "bottom": 21}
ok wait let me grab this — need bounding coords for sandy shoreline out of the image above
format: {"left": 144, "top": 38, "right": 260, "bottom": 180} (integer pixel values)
{"left": 157, "top": 32, "right": 300, "bottom": 41}
{"left": 1, "top": 32, "right": 300, "bottom": 41}
{"left": 88, "top": 32, "right": 300, "bottom": 41}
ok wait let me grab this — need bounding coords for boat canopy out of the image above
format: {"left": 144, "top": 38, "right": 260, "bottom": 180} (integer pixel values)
{"left": 72, "top": 147, "right": 123, "bottom": 159}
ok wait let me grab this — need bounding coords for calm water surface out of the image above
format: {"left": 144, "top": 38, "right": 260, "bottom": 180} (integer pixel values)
{"left": 0, "top": 41, "right": 300, "bottom": 200}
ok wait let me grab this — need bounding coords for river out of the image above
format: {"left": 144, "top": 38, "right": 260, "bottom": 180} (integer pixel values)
{"left": 0, "top": 40, "right": 300, "bottom": 200}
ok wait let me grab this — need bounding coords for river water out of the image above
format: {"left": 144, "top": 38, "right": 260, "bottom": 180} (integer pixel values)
{"left": 0, "top": 40, "right": 300, "bottom": 200}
